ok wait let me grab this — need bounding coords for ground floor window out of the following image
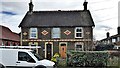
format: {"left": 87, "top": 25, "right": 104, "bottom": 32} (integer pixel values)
{"left": 75, "top": 42, "right": 84, "bottom": 51}
{"left": 29, "top": 42, "right": 38, "bottom": 53}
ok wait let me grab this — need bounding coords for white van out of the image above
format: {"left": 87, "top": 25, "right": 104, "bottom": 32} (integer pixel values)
{"left": 0, "top": 48, "right": 55, "bottom": 68}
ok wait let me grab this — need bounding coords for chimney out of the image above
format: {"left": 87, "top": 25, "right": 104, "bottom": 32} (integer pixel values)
{"left": 106, "top": 32, "right": 110, "bottom": 38}
{"left": 83, "top": 0, "right": 88, "bottom": 10}
{"left": 29, "top": 0, "right": 34, "bottom": 12}
{"left": 118, "top": 27, "right": 120, "bottom": 35}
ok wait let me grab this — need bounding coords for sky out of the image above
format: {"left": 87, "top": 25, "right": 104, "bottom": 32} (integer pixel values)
{"left": 0, "top": 0, "right": 120, "bottom": 40}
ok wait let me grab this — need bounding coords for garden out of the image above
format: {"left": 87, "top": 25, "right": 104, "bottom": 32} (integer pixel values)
{"left": 57, "top": 50, "right": 120, "bottom": 68}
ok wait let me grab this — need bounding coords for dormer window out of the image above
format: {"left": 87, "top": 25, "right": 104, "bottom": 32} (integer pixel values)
{"left": 30, "top": 28, "right": 38, "bottom": 39}
{"left": 75, "top": 27, "right": 83, "bottom": 38}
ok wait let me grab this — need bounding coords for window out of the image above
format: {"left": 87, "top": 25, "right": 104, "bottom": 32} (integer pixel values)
{"left": 117, "top": 37, "right": 120, "bottom": 42}
{"left": 29, "top": 42, "right": 38, "bottom": 53}
{"left": 52, "top": 28, "right": 60, "bottom": 38}
{"left": 18, "top": 52, "right": 35, "bottom": 63}
{"left": 75, "top": 27, "right": 83, "bottom": 38}
{"left": 31, "top": 51, "right": 43, "bottom": 61}
{"left": 30, "top": 28, "right": 38, "bottom": 39}
{"left": 75, "top": 43, "right": 83, "bottom": 51}
{"left": 112, "top": 38, "right": 116, "bottom": 43}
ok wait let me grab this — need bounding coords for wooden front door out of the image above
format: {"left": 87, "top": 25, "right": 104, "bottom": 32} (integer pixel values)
{"left": 46, "top": 43, "right": 52, "bottom": 60}
{"left": 60, "top": 44, "right": 67, "bottom": 59}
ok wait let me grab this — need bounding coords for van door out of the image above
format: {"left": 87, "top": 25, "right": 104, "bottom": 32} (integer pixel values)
{"left": 16, "top": 52, "right": 36, "bottom": 68}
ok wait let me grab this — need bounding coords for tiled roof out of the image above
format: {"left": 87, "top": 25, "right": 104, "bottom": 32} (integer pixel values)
{"left": 0, "top": 25, "right": 20, "bottom": 41}
{"left": 19, "top": 10, "right": 95, "bottom": 27}
{"left": 100, "top": 34, "right": 120, "bottom": 41}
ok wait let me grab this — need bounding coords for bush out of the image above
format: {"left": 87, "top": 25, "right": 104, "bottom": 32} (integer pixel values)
{"left": 67, "top": 51, "right": 109, "bottom": 67}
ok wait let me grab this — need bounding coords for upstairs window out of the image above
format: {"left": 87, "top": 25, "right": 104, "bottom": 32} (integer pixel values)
{"left": 112, "top": 38, "right": 116, "bottom": 43}
{"left": 75, "top": 27, "right": 83, "bottom": 38}
{"left": 117, "top": 37, "right": 120, "bottom": 42}
{"left": 30, "top": 28, "right": 38, "bottom": 39}
{"left": 52, "top": 28, "right": 60, "bottom": 38}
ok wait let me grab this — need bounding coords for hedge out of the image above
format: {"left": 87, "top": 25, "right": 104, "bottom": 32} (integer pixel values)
{"left": 67, "top": 51, "right": 109, "bottom": 67}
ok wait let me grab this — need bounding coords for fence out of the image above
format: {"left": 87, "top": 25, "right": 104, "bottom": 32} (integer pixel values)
{"left": 66, "top": 50, "right": 120, "bottom": 67}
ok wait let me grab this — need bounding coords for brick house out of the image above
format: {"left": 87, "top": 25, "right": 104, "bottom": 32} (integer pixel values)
{"left": 19, "top": 1, "right": 95, "bottom": 59}
{"left": 99, "top": 27, "right": 120, "bottom": 49}
{"left": 0, "top": 25, "right": 20, "bottom": 46}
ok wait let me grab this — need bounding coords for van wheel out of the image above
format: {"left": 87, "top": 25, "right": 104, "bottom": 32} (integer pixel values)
{"left": 35, "top": 65, "right": 46, "bottom": 68}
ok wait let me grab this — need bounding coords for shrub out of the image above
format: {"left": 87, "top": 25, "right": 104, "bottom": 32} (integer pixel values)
{"left": 67, "top": 51, "right": 109, "bottom": 67}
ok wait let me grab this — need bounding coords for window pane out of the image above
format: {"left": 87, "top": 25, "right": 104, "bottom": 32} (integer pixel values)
{"left": 18, "top": 52, "right": 35, "bottom": 63}
{"left": 18, "top": 52, "right": 28, "bottom": 61}
{"left": 76, "top": 28, "right": 82, "bottom": 32}
{"left": 52, "top": 28, "right": 60, "bottom": 38}
{"left": 75, "top": 44, "right": 83, "bottom": 51}
{"left": 30, "top": 28, "right": 37, "bottom": 39}
{"left": 76, "top": 45, "right": 82, "bottom": 48}
{"left": 31, "top": 28, "right": 37, "bottom": 32}
{"left": 76, "top": 33, "right": 82, "bottom": 37}
{"left": 53, "top": 28, "right": 60, "bottom": 33}
{"left": 31, "top": 33, "right": 36, "bottom": 37}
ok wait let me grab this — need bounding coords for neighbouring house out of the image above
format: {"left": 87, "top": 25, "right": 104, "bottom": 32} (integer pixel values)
{"left": 19, "top": 1, "right": 95, "bottom": 59}
{"left": 99, "top": 27, "right": 120, "bottom": 50}
{"left": 0, "top": 25, "right": 20, "bottom": 46}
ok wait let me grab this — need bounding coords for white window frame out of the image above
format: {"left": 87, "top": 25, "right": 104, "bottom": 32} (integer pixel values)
{"left": 30, "top": 28, "right": 38, "bottom": 39}
{"left": 75, "top": 27, "right": 83, "bottom": 38}
{"left": 112, "top": 38, "right": 116, "bottom": 43}
{"left": 52, "top": 28, "right": 61, "bottom": 38}
{"left": 75, "top": 42, "right": 84, "bottom": 51}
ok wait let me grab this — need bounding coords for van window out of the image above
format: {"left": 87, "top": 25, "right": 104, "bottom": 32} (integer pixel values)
{"left": 31, "top": 51, "right": 43, "bottom": 61}
{"left": 18, "top": 52, "right": 35, "bottom": 63}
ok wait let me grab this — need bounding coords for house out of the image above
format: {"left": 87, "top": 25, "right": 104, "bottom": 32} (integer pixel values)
{"left": 99, "top": 27, "right": 120, "bottom": 50}
{"left": 0, "top": 25, "right": 20, "bottom": 46}
{"left": 19, "top": 1, "right": 95, "bottom": 59}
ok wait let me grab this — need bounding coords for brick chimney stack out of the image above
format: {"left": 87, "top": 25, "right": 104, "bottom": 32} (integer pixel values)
{"left": 83, "top": 0, "right": 88, "bottom": 10}
{"left": 29, "top": 0, "right": 34, "bottom": 12}
{"left": 106, "top": 32, "right": 110, "bottom": 38}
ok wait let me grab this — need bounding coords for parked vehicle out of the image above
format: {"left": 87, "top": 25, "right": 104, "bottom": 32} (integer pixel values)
{"left": 0, "top": 48, "right": 55, "bottom": 68}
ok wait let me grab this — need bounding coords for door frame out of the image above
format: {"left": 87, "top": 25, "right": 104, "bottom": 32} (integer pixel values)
{"left": 45, "top": 42, "right": 53, "bottom": 59}
{"left": 59, "top": 42, "right": 67, "bottom": 58}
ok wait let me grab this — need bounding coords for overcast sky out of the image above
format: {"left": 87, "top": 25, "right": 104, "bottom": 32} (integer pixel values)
{"left": 0, "top": 0, "right": 119, "bottom": 40}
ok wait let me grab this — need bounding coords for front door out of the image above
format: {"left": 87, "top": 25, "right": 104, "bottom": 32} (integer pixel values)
{"left": 46, "top": 43, "right": 52, "bottom": 60}
{"left": 60, "top": 43, "right": 67, "bottom": 59}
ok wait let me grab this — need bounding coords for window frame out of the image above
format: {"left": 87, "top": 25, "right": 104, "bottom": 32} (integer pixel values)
{"left": 30, "top": 28, "right": 38, "bottom": 39}
{"left": 75, "top": 27, "right": 83, "bottom": 38}
{"left": 112, "top": 38, "right": 116, "bottom": 43}
{"left": 52, "top": 28, "right": 61, "bottom": 38}
{"left": 18, "top": 51, "right": 36, "bottom": 63}
{"left": 75, "top": 43, "right": 83, "bottom": 51}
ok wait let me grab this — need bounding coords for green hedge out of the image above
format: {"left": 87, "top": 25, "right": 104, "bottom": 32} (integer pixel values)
{"left": 67, "top": 51, "right": 109, "bottom": 67}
